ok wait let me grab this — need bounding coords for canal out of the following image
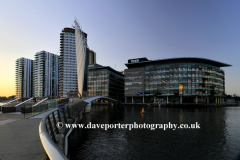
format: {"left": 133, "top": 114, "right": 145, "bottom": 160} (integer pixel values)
{"left": 68, "top": 105, "right": 240, "bottom": 160}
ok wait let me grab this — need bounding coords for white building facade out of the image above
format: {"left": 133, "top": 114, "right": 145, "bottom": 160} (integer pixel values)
{"left": 59, "top": 28, "right": 78, "bottom": 98}
{"left": 59, "top": 26, "right": 89, "bottom": 98}
{"left": 34, "top": 51, "right": 59, "bottom": 97}
{"left": 74, "top": 21, "right": 88, "bottom": 97}
{"left": 15, "top": 58, "right": 34, "bottom": 98}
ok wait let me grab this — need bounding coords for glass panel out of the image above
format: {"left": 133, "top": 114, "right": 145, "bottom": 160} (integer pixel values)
{"left": 24, "top": 98, "right": 68, "bottom": 119}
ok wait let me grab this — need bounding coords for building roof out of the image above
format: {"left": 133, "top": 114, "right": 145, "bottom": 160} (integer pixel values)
{"left": 119, "top": 70, "right": 125, "bottom": 74}
{"left": 62, "top": 28, "right": 88, "bottom": 38}
{"left": 88, "top": 66, "right": 124, "bottom": 76}
{"left": 62, "top": 28, "right": 75, "bottom": 33}
{"left": 125, "top": 57, "right": 232, "bottom": 68}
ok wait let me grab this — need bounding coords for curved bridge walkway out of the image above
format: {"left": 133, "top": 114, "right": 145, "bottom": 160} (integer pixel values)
{"left": 0, "top": 108, "right": 65, "bottom": 159}
{"left": 0, "top": 112, "right": 46, "bottom": 160}
{"left": 0, "top": 96, "right": 116, "bottom": 160}
{"left": 71, "top": 96, "right": 117, "bottom": 118}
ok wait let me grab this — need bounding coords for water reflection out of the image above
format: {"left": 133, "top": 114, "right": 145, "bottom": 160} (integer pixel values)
{"left": 68, "top": 106, "right": 240, "bottom": 160}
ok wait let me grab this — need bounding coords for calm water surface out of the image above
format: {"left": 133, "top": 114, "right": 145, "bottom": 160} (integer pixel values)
{"left": 68, "top": 105, "right": 240, "bottom": 160}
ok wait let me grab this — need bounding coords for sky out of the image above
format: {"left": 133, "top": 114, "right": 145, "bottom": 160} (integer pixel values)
{"left": 0, "top": 0, "right": 239, "bottom": 97}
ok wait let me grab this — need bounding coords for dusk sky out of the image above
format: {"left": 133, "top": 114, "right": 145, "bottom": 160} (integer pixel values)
{"left": 0, "top": 0, "right": 239, "bottom": 97}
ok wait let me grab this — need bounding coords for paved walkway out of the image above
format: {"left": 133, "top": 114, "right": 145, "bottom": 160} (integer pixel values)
{"left": 0, "top": 112, "right": 47, "bottom": 160}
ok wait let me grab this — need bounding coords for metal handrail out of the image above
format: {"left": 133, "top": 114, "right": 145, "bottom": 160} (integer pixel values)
{"left": 33, "top": 98, "right": 48, "bottom": 107}
{"left": 15, "top": 97, "right": 33, "bottom": 107}
{"left": 24, "top": 98, "right": 68, "bottom": 119}
{"left": 1, "top": 98, "right": 20, "bottom": 107}
{"left": 39, "top": 111, "right": 68, "bottom": 160}
{"left": 39, "top": 96, "right": 117, "bottom": 159}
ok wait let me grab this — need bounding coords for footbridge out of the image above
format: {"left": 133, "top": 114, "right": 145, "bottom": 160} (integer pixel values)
{"left": 82, "top": 96, "right": 118, "bottom": 112}
{"left": 83, "top": 96, "right": 117, "bottom": 103}
{"left": 39, "top": 96, "right": 119, "bottom": 160}
{"left": 70, "top": 96, "right": 119, "bottom": 121}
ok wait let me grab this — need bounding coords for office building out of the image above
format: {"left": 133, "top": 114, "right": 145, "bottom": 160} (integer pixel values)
{"left": 119, "top": 70, "right": 125, "bottom": 74}
{"left": 87, "top": 64, "right": 124, "bottom": 101}
{"left": 89, "top": 49, "right": 96, "bottom": 65}
{"left": 15, "top": 58, "right": 34, "bottom": 98}
{"left": 34, "top": 51, "right": 59, "bottom": 97}
{"left": 124, "top": 57, "right": 231, "bottom": 104}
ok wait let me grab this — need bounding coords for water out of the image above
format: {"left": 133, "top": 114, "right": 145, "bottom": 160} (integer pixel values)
{"left": 68, "top": 105, "right": 240, "bottom": 160}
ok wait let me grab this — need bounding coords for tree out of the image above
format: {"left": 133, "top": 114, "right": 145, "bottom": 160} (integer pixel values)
{"left": 233, "top": 94, "right": 238, "bottom": 97}
{"left": 8, "top": 95, "right": 16, "bottom": 100}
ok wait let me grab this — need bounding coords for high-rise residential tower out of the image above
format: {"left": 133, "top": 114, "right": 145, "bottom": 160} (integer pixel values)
{"left": 59, "top": 27, "right": 89, "bottom": 98}
{"left": 15, "top": 58, "right": 34, "bottom": 98}
{"left": 34, "top": 51, "right": 59, "bottom": 97}
{"left": 59, "top": 28, "right": 78, "bottom": 97}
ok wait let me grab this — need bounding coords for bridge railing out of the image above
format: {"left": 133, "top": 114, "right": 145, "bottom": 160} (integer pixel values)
{"left": 15, "top": 97, "right": 33, "bottom": 107}
{"left": 69, "top": 96, "right": 93, "bottom": 105}
{"left": 0, "top": 98, "right": 21, "bottom": 107}
{"left": 39, "top": 105, "right": 72, "bottom": 160}
{"left": 39, "top": 96, "right": 117, "bottom": 159}
{"left": 24, "top": 98, "right": 69, "bottom": 119}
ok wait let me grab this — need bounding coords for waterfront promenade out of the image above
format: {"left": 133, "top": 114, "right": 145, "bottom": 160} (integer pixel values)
{"left": 0, "top": 112, "right": 47, "bottom": 160}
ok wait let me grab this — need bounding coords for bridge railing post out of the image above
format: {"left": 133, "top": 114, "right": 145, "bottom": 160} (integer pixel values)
{"left": 67, "top": 106, "right": 71, "bottom": 118}
{"left": 62, "top": 109, "right": 67, "bottom": 123}
{"left": 52, "top": 112, "right": 59, "bottom": 134}
{"left": 57, "top": 110, "right": 62, "bottom": 122}
{"left": 47, "top": 117, "right": 56, "bottom": 142}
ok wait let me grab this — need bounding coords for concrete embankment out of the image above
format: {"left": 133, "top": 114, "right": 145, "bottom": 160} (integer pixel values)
{"left": 122, "top": 103, "right": 239, "bottom": 108}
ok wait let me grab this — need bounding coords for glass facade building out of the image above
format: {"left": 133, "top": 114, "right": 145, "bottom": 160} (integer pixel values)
{"left": 89, "top": 49, "right": 96, "bottom": 65}
{"left": 124, "top": 57, "right": 231, "bottom": 104}
{"left": 87, "top": 64, "right": 124, "bottom": 101}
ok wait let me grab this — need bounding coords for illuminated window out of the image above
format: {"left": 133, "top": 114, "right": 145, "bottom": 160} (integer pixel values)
{"left": 179, "top": 83, "right": 183, "bottom": 95}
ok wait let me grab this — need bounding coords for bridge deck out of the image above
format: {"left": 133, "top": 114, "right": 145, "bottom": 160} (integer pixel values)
{"left": 0, "top": 97, "right": 116, "bottom": 159}
{"left": 0, "top": 112, "right": 46, "bottom": 160}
